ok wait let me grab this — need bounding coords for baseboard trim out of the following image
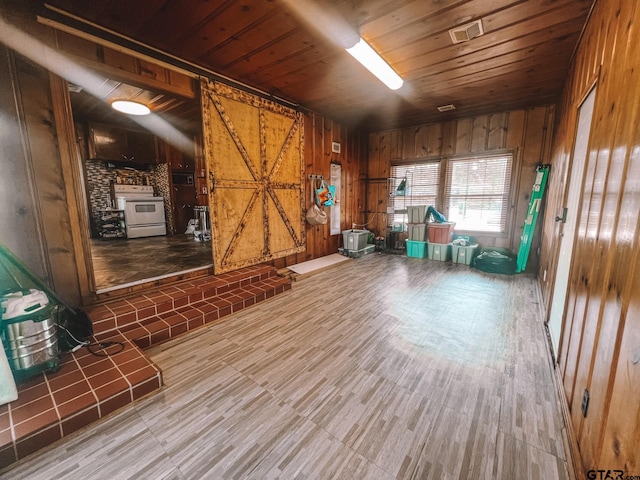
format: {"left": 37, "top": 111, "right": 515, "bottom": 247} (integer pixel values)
{"left": 534, "top": 280, "right": 585, "bottom": 480}
{"left": 554, "top": 364, "right": 585, "bottom": 480}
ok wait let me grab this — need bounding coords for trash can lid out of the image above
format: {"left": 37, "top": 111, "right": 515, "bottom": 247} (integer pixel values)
{"left": 1, "top": 289, "right": 51, "bottom": 321}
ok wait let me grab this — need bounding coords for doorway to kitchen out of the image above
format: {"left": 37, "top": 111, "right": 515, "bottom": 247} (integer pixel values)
{"left": 66, "top": 76, "right": 213, "bottom": 293}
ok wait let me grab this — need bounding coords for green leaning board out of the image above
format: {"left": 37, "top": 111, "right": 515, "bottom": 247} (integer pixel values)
{"left": 516, "top": 164, "right": 550, "bottom": 272}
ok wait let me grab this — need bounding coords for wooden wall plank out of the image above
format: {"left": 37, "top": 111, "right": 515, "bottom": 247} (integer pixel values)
{"left": 441, "top": 120, "right": 456, "bottom": 157}
{"left": 510, "top": 107, "right": 550, "bottom": 269}
{"left": 11, "top": 54, "right": 84, "bottom": 304}
{"left": 427, "top": 123, "right": 443, "bottom": 157}
{"left": 0, "top": 48, "right": 50, "bottom": 284}
{"left": 488, "top": 112, "right": 507, "bottom": 150}
{"left": 293, "top": 111, "right": 367, "bottom": 264}
{"left": 471, "top": 115, "right": 489, "bottom": 152}
{"left": 537, "top": 0, "right": 640, "bottom": 474}
{"left": 455, "top": 118, "right": 473, "bottom": 153}
{"left": 505, "top": 110, "right": 525, "bottom": 150}
{"left": 414, "top": 125, "right": 428, "bottom": 158}
{"left": 366, "top": 106, "right": 554, "bottom": 266}
{"left": 401, "top": 128, "right": 415, "bottom": 159}
{"left": 598, "top": 147, "right": 640, "bottom": 470}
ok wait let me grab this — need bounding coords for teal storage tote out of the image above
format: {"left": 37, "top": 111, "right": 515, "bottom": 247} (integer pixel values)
{"left": 427, "top": 242, "right": 452, "bottom": 261}
{"left": 406, "top": 240, "right": 427, "bottom": 258}
{"left": 451, "top": 244, "right": 478, "bottom": 265}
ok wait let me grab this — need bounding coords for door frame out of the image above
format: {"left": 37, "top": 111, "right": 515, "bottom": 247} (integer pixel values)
{"left": 49, "top": 73, "right": 96, "bottom": 303}
{"left": 547, "top": 83, "right": 597, "bottom": 362}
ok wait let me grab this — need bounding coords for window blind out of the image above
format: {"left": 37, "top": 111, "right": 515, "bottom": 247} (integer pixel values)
{"left": 444, "top": 154, "right": 512, "bottom": 232}
{"left": 389, "top": 162, "right": 440, "bottom": 225}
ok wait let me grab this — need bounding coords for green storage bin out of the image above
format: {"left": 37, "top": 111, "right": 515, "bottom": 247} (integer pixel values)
{"left": 406, "top": 240, "right": 427, "bottom": 258}
{"left": 407, "top": 224, "right": 427, "bottom": 241}
{"left": 407, "top": 205, "right": 427, "bottom": 223}
{"left": 342, "top": 229, "right": 370, "bottom": 250}
{"left": 427, "top": 242, "right": 452, "bottom": 261}
{"left": 451, "top": 244, "right": 478, "bottom": 265}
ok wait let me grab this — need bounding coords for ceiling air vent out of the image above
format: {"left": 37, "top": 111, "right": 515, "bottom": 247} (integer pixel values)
{"left": 449, "top": 20, "right": 484, "bottom": 44}
{"left": 437, "top": 104, "right": 456, "bottom": 112}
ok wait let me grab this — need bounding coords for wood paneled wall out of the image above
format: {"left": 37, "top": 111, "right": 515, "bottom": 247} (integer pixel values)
{"left": 538, "top": 0, "right": 640, "bottom": 474}
{"left": 0, "top": 48, "right": 85, "bottom": 305}
{"left": 366, "top": 107, "right": 554, "bottom": 271}
{"left": 272, "top": 112, "right": 368, "bottom": 268}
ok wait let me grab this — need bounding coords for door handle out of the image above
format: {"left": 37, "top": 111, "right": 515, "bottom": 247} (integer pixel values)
{"left": 209, "top": 171, "right": 215, "bottom": 193}
{"left": 555, "top": 207, "right": 567, "bottom": 223}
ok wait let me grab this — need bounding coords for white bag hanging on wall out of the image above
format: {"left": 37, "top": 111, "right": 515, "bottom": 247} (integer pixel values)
{"left": 306, "top": 204, "right": 327, "bottom": 225}
{"left": 307, "top": 176, "right": 328, "bottom": 225}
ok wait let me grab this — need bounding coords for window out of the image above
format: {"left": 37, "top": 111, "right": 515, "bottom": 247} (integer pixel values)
{"left": 387, "top": 153, "right": 513, "bottom": 233}
{"left": 444, "top": 154, "right": 512, "bottom": 232}
{"left": 389, "top": 162, "right": 440, "bottom": 225}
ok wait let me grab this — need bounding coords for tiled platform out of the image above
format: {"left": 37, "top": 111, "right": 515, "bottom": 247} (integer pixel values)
{"left": 0, "top": 264, "right": 291, "bottom": 469}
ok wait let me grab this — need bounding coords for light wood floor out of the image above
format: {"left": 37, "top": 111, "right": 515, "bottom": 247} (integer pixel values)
{"left": 1, "top": 254, "right": 569, "bottom": 480}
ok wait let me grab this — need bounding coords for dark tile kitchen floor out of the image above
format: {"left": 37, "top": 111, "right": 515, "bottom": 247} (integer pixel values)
{"left": 90, "top": 235, "right": 213, "bottom": 291}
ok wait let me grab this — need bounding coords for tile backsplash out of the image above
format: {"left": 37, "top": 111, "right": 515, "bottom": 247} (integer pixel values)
{"left": 85, "top": 160, "right": 174, "bottom": 236}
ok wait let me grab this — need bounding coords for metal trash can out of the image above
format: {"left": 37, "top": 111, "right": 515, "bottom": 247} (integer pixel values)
{"left": 1, "top": 289, "right": 59, "bottom": 382}
{"left": 193, "top": 206, "right": 211, "bottom": 241}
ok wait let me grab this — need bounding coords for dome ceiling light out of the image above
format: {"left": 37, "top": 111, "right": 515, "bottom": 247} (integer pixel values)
{"left": 111, "top": 100, "right": 151, "bottom": 116}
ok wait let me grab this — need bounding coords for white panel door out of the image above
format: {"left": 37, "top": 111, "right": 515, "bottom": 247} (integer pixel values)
{"left": 547, "top": 87, "right": 596, "bottom": 355}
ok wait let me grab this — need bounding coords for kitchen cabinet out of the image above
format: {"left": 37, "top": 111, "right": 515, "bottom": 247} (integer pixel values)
{"left": 172, "top": 185, "right": 197, "bottom": 234}
{"left": 165, "top": 143, "right": 195, "bottom": 171}
{"left": 88, "top": 122, "right": 158, "bottom": 164}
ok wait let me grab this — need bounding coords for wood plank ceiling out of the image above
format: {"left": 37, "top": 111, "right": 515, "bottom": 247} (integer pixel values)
{"left": 43, "top": 0, "right": 594, "bottom": 131}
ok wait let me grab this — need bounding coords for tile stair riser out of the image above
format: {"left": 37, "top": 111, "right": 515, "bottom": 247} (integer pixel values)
{"left": 90, "top": 266, "right": 286, "bottom": 339}
{"left": 108, "top": 278, "right": 289, "bottom": 349}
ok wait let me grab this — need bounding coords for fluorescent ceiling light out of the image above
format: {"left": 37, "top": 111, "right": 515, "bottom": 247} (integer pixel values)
{"left": 111, "top": 100, "right": 151, "bottom": 115}
{"left": 346, "top": 38, "right": 403, "bottom": 90}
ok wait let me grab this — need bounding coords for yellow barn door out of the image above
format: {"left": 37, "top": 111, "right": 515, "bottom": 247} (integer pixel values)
{"left": 201, "top": 80, "right": 305, "bottom": 273}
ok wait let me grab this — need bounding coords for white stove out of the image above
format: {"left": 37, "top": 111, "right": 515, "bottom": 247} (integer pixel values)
{"left": 113, "top": 185, "right": 167, "bottom": 238}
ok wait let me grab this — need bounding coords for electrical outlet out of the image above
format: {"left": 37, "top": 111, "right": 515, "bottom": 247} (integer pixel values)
{"left": 581, "top": 389, "right": 590, "bottom": 417}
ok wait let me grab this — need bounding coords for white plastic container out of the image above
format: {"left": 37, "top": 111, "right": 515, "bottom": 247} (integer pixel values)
{"left": 342, "top": 229, "right": 370, "bottom": 251}
{"left": 407, "top": 205, "right": 427, "bottom": 223}
{"left": 0, "top": 346, "right": 17, "bottom": 405}
{"left": 2, "top": 289, "right": 59, "bottom": 378}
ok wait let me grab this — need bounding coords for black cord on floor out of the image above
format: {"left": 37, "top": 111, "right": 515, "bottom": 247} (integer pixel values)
{"left": 86, "top": 341, "right": 125, "bottom": 357}
{"left": 57, "top": 324, "right": 125, "bottom": 357}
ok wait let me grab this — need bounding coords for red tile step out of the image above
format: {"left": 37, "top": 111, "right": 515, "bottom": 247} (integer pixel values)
{"left": 87, "top": 264, "right": 290, "bottom": 348}
{"left": 0, "top": 265, "right": 291, "bottom": 470}
{"left": 0, "top": 336, "right": 161, "bottom": 469}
